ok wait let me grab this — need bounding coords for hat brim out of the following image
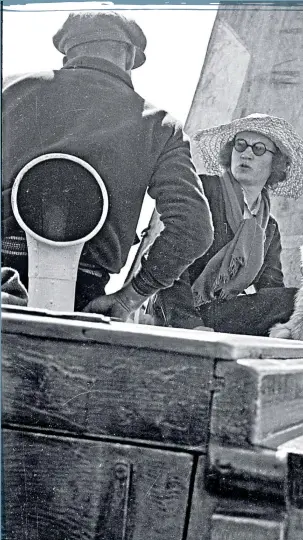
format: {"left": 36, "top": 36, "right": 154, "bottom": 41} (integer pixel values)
{"left": 53, "top": 25, "right": 146, "bottom": 69}
{"left": 194, "top": 114, "right": 303, "bottom": 199}
{"left": 133, "top": 49, "right": 145, "bottom": 69}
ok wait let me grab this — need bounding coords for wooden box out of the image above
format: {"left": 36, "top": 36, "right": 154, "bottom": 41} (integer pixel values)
{"left": 2, "top": 307, "right": 303, "bottom": 539}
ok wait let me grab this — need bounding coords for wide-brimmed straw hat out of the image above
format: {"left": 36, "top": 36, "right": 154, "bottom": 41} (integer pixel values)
{"left": 194, "top": 113, "right": 303, "bottom": 198}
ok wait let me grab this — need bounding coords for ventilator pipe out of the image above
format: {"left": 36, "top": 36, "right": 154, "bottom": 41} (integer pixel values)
{"left": 11, "top": 153, "right": 108, "bottom": 312}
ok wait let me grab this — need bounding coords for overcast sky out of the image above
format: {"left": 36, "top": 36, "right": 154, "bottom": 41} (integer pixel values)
{"left": 3, "top": 4, "right": 216, "bottom": 124}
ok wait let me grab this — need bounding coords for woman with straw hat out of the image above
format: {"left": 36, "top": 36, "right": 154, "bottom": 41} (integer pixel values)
{"left": 151, "top": 113, "right": 303, "bottom": 336}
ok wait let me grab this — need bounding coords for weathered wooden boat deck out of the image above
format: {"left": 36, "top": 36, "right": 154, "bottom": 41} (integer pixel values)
{"left": 2, "top": 306, "right": 303, "bottom": 540}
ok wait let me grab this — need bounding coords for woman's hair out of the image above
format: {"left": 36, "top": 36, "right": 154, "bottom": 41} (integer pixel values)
{"left": 218, "top": 137, "right": 290, "bottom": 187}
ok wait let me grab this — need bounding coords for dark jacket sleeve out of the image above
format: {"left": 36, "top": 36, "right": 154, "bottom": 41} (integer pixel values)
{"left": 253, "top": 219, "right": 285, "bottom": 289}
{"left": 132, "top": 124, "right": 214, "bottom": 296}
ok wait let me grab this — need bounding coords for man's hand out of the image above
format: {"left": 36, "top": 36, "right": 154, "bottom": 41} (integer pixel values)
{"left": 83, "top": 282, "right": 148, "bottom": 322}
{"left": 83, "top": 293, "right": 133, "bottom": 322}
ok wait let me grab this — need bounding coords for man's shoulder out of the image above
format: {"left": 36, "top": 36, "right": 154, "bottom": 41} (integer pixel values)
{"left": 142, "top": 100, "right": 183, "bottom": 132}
{"left": 3, "top": 71, "right": 56, "bottom": 92}
{"left": 140, "top": 101, "right": 190, "bottom": 153}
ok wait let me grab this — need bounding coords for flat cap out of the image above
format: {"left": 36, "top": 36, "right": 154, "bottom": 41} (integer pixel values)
{"left": 53, "top": 11, "right": 146, "bottom": 69}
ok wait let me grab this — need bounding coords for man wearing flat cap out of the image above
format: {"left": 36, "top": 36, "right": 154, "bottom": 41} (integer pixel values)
{"left": 2, "top": 10, "right": 213, "bottom": 320}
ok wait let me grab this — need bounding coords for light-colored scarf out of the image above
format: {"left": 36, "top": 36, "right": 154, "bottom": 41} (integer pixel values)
{"left": 192, "top": 170, "right": 270, "bottom": 306}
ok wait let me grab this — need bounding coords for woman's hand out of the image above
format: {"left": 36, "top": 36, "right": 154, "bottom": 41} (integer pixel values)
{"left": 1, "top": 267, "right": 28, "bottom": 307}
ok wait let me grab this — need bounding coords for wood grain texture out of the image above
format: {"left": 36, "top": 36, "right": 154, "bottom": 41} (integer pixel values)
{"left": 186, "top": 456, "right": 218, "bottom": 540}
{"left": 207, "top": 444, "right": 286, "bottom": 501}
{"left": 186, "top": 456, "right": 287, "bottom": 540}
{"left": 211, "top": 359, "right": 303, "bottom": 449}
{"left": 286, "top": 509, "right": 303, "bottom": 540}
{"left": 2, "top": 331, "right": 214, "bottom": 449}
{"left": 2, "top": 429, "right": 193, "bottom": 540}
{"left": 286, "top": 437, "right": 303, "bottom": 540}
{"left": 3, "top": 309, "right": 303, "bottom": 360}
{"left": 210, "top": 513, "right": 286, "bottom": 540}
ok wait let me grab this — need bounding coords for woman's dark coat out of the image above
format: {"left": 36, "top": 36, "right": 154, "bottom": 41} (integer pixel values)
{"left": 189, "top": 174, "right": 284, "bottom": 288}
{"left": 152, "top": 174, "right": 289, "bottom": 332}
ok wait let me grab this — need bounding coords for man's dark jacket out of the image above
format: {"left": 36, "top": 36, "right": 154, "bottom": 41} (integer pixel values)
{"left": 2, "top": 56, "right": 213, "bottom": 296}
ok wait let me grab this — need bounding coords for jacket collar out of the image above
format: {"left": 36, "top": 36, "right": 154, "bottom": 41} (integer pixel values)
{"left": 264, "top": 218, "right": 276, "bottom": 256}
{"left": 62, "top": 56, "right": 134, "bottom": 90}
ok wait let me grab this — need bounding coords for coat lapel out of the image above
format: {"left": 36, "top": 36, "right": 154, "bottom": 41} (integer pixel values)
{"left": 263, "top": 219, "right": 276, "bottom": 257}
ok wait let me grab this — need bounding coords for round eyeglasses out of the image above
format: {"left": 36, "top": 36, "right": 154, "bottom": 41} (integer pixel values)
{"left": 234, "top": 138, "right": 276, "bottom": 157}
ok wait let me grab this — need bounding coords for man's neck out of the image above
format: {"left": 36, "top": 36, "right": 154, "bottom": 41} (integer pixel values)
{"left": 66, "top": 49, "right": 128, "bottom": 73}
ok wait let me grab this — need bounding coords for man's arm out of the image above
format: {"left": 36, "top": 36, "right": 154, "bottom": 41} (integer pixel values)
{"left": 84, "top": 124, "right": 213, "bottom": 320}
{"left": 131, "top": 123, "right": 214, "bottom": 297}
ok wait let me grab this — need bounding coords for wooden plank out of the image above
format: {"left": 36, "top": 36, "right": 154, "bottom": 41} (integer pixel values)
{"left": 286, "top": 511, "right": 303, "bottom": 540}
{"left": 3, "top": 309, "right": 303, "bottom": 360}
{"left": 206, "top": 444, "right": 286, "bottom": 501}
{"left": 278, "top": 435, "right": 303, "bottom": 457}
{"left": 211, "top": 359, "right": 303, "bottom": 449}
{"left": 285, "top": 437, "right": 303, "bottom": 540}
{"left": 186, "top": 456, "right": 287, "bottom": 540}
{"left": 186, "top": 456, "right": 219, "bottom": 540}
{"left": 2, "top": 428, "right": 193, "bottom": 540}
{"left": 288, "top": 443, "right": 303, "bottom": 510}
{"left": 2, "top": 331, "right": 214, "bottom": 449}
{"left": 210, "top": 513, "right": 286, "bottom": 540}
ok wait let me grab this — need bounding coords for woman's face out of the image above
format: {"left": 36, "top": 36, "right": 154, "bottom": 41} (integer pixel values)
{"left": 231, "top": 131, "right": 276, "bottom": 190}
